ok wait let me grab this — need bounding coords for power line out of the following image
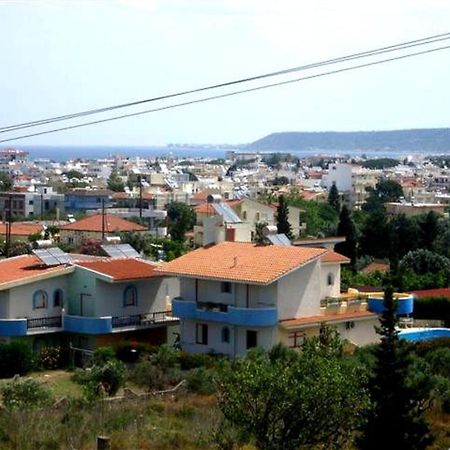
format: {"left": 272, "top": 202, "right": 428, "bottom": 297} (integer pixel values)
{"left": 1, "top": 32, "right": 450, "bottom": 134}
{"left": 1, "top": 43, "right": 449, "bottom": 144}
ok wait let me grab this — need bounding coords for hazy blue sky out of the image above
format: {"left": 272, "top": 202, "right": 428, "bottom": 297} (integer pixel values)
{"left": 1, "top": 0, "right": 450, "bottom": 146}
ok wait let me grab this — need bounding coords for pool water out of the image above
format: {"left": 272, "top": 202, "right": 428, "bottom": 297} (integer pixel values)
{"left": 398, "top": 328, "right": 450, "bottom": 342}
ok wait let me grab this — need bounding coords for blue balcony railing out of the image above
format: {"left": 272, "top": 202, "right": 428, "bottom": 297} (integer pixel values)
{"left": 63, "top": 315, "right": 112, "bottom": 334}
{"left": 367, "top": 295, "right": 414, "bottom": 315}
{"left": 0, "top": 319, "right": 27, "bottom": 337}
{"left": 172, "top": 299, "right": 278, "bottom": 327}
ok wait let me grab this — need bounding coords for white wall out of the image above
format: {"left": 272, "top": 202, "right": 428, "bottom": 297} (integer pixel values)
{"left": 324, "top": 163, "right": 353, "bottom": 192}
{"left": 180, "top": 319, "right": 277, "bottom": 357}
{"left": 277, "top": 259, "right": 322, "bottom": 320}
{"left": 334, "top": 317, "right": 380, "bottom": 346}
{"left": 320, "top": 263, "right": 341, "bottom": 299}
{"left": 8, "top": 275, "right": 69, "bottom": 319}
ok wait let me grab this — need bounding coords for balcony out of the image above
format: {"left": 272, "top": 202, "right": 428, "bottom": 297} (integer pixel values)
{"left": 0, "top": 316, "right": 63, "bottom": 337}
{"left": 367, "top": 294, "right": 414, "bottom": 315}
{"left": 172, "top": 299, "right": 278, "bottom": 327}
{"left": 111, "top": 311, "right": 178, "bottom": 330}
{"left": 64, "top": 310, "right": 177, "bottom": 335}
{"left": 320, "top": 295, "right": 367, "bottom": 314}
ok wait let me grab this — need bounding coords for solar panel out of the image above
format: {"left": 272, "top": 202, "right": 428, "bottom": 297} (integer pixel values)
{"left": 47, "top": 247, "right": 72, "bottom": 264}
{"left": 212, "top": 203, "right": 242, "bottom": 223}
{"left": 267, "top": 234, "right": 292, "bottom": 246}
{"left": 33, "top": 247, "right": 73, "bottom": 266}
{"left": 101, "top": 244, "right": 141, "bottom": 259}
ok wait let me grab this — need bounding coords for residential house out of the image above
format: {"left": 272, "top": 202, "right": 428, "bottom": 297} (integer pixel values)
{"left": 59, "top": 213, "right": 147, "bottom": 246}
{"left": 0, "top": 222, "right": 43, "bottom": 242}
{"left": 0, "top": 254, "right": 179, "bottom": 351}
{"left": 159, "top": 241, "right": 381, "bottom": 357}
{"left": 64, "top": 189, "right": 114, "bottom": 212}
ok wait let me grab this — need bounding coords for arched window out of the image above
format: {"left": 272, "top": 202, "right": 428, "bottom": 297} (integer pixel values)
{"left": 242, "top": 211, "right": 247, "bottom": 220}
{"left": 33, "top": 290, "right": 48, "bottom": 309}
{"left": 53, "top": 289, "right": 63, "bottom": 308}
{"left": 327, "top": 273, "right": 335, "bottom": 286}
{"left": 123, "top": 285, "right": 138, "bottom": 307}
{"left": 221, "top": 326, "right": 230, "bottom": 343}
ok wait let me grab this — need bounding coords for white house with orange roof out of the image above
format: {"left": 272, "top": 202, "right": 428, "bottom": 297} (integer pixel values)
{"left": 0, "top": 253, "right": 179, "bottom": 352}
{"left": 158, "top": 241, "right": 379, "bottom": 357}
{"left": 59, "top": 213, "right": 147, "bottom": 246}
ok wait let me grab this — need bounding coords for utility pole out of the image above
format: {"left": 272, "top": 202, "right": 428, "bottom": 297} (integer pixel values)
{"left": 139, "top": 174, "right": 143, "bottom": 221}
{"left": 5, "top": 195, "right": 12, "bottom": 258}
{"left": 101, "top": 198, "right": 106, "bottom": 241}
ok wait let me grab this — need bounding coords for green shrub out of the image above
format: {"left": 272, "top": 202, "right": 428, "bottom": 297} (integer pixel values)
{"left": 129, "top": 358, "right": 167, "bottom": 391}
{"left": 179, "top": 351, "right": 215, "bottom": 370}
{"left": 413, "top": 337, "right": 450, "bottom": 356}
{"left": 186, "top": 367, "right": 216, "bottom": 395}
{"left": 1, "top": 378, "right": 53, "bottom": 409}
{"left": 93, "top": 346, "right": 116, "bottom": 365}
{"left": 0, "top": 341, "right": 34, "bottom": 378}
{"left": 37, "top": 346, "right": 62, "bottom": 370}
{"left": 73, "top": 360, "right": 127, "bottom": 399}
{"left": 150, "top": 344, "right": 180, "bottom": 370}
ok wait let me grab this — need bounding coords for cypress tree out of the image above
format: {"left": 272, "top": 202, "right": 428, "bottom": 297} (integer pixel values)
{"left": 327, "top": 183, "right": 340, "bottom": 213}
{"left": 358, "top": 287, "right": 433, "bottom": 450}
{"left": 276, "top": 195, "right": 293, "bottom": 240}
{"left": 335, "top": 205, "right": 357, "bottom": 270}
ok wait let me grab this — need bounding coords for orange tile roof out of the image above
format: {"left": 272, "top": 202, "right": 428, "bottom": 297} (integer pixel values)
{"left": 410, "top": 288, "right": 450, "bottom": 298}
{"left": 280, "top": 310, "right": 377, "bottom": 328}
{"left": 157, "top": 241, "right": 327, "bottom": 285}
{"left": 60, "top": 214, "right": 147, "bottom": 232}
{"left": 0, "top": 255, "right": 70, "bottom": 287}
{"left": 0, "top": 222, "right": 43, "bottom": 236}
{"left": 76, "top": 258, "right": 160, "bottom": 281}
{"left": 194, "top": 200, "right": 242, "bottom": 215}
{"left": 321, "top": 251, "right": 350, "bottom": 264}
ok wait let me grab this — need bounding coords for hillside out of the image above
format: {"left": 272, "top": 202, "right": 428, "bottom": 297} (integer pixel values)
{"left": 248, "top": 128, "right": 450, "bottom": 152}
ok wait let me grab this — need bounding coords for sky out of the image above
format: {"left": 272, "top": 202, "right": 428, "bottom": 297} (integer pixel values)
{"left": 1, "top": 0, "right": 450, "bottom": 146}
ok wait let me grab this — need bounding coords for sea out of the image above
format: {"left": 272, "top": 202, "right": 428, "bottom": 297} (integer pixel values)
{"left": 6, "top": 145, "right": 446, "bottom": 162}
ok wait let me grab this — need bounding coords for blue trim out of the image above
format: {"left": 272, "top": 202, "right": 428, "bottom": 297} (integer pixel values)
{"left": 172, "top": 299, "right": 278, "bottom": 327}
{"left": 123, "top": 285, "right": 138, "bottom": 307}
{"left": 399, "top": 328, "right": 450, "bottom": 342}
{"left": 63, "top": 315, "right": 112, "bottom": 334}
{"left": 367, "top": 296, "right": 414, "bottom": 315}
{"left": 33, "top": 290, "right": 48, "bottom": 310}
{"left": 0, "top": 319, "right": 27, "bottom": 337}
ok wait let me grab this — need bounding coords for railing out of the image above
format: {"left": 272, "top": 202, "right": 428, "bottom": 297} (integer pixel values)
{"left": 27, "top": 316, "right": 62, "bottom": 330}
{"left": 196, "top": 301, "right": 229, "bottom": 313}
{"left": 320, "top": 296, "right": 367, "bottom": 308}
{"left": 111, "top": 310, "right": 176, "bottom": 329}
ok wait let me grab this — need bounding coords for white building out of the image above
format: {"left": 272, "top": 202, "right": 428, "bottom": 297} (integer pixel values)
{"left": 159, "top": 241, "right": 379, "bottom": 357}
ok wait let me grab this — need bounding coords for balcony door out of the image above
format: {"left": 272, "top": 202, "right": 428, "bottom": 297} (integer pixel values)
{"left": 79, "top": 293, "right": 93, "bottom": 317}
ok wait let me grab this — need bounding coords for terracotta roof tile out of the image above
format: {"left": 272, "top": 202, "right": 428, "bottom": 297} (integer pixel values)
{"left": 76, "top": 258, "right": 160, "bottom": 281}
{"left": 0, "top": 255, "right": 69, "bottom": 287}
{"left": 157, "top": 241, "right": 327, "bottom": 285}
{"left": 60, "top": 214, "right": 147, "bottom": 232}
{"left": 410, "top": 288, "right": 450, "bottom": 298}
{"left": 0, "top": 222, "right": 43, "bottom": 236}
{"left": 280, "top": 310, "right": 377, "bottom": 328}
{"left": 321, "top": 251, "right": 350, "bottom": 264}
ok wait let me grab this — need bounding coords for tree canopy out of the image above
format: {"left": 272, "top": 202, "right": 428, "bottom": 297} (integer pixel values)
{"left": 0, "top": 172, "right": 13, "bottom": 192}
{"left": 275, "top": 195, "right": 293, "bottom": 239}
{"left": 167, "top": 202, "right": 196, "bottom": 242}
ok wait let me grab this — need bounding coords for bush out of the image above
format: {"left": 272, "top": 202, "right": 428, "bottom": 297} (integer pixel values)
{"left": 93, "top": 347, "right": 116, "bottom": 365}
{"left": 150, "top": 344, "right": 179, "bottom": 370}
{"left": 179, "top": 352, "right": 215, "bottom": 370}
{"left": 129, "top": 358, "right": 167, "bottom": 391}
{"left": 73, "top": 360, "right": 127, "bottom": 399}
{"left": 114, "top": 342, "right": 158, "bottom": 363}
{"left": 1, "top": 378, "right": 53, "bottom": 409}
{"left": 0, "top": 341, "right": 34, "bottom": 378}
{"left": 37, "top": 346, "right": 62, "bottom": 370}
{"left": 186, "top": 367, "right": 216, "bottom": 395}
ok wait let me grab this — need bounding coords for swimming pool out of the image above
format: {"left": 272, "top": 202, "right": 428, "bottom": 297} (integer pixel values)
{"left": 398, "top": 328, "right": 450, "bottom": 342}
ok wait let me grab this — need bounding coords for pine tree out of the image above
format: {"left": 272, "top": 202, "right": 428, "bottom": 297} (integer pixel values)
{"left": 335, "top": 205, "right": 357, "bottom": 270}
{"left": 358, "top": 287, "right": 433, "bottom": 450}
{"left": 276, "top": 195, "right": 293, "bottom": 240}
{"left": 327, "top": 183, "right": 340, "bottom": 213}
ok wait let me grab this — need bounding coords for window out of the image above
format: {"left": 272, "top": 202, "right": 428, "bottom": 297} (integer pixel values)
{"left": 288, "top": 331, "right": 305, "bottom": 348}
{"left": 53, "top": 289, "right": 63, "bottom": 307}
{"left": 327, "top": 273, "right": 335, "bottom": 286}
{"left": 255, "top": 212, "right": 260, "bottom": 221}
{"left": 28, "top": 200, "right": 34, "bottom": 205}
{"left": 221, "top": 327, "right": 230, "bottom": 343}
{"left": 242, "top": 210, "right": 247, "bottom": 220}
{"left": 196, "top": 323, "right": 208, "bottom": 345}
{"left": 123, "top": 285, "right": 138, "bottom": 307}
{"left": 33, "top": 290, "right": 48, "bottom": 309}
{"left": 221, "top": 282, "right": 231, "bottom": 294}
{"left": 246, "top": 330, "right": 257, "bottom": 349}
